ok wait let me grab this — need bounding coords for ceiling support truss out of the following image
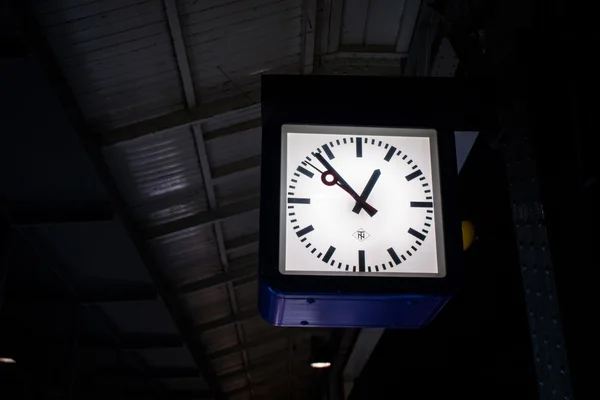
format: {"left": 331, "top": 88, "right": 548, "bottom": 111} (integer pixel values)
{"left": 162, "top": 0, "right": 264, "bottom": 396}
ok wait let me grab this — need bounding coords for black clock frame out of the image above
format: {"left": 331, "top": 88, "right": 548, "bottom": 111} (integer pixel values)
{"left": 260, "top": 76, "right": 488, "bottom": 296}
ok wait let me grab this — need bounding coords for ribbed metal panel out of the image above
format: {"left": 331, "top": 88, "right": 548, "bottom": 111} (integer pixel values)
{"left": 206, "top": 127, "right": 262, "bottom": 168}
{"left": 234, "top": 280, "right": 258, "bottom": 313}
{"left": 202, "top": 104, "right": 261, "bottom": 133}
{"left": 178, "top": 0, "right": 303, "bottom": 102}
{"left": 102, "top": 127, "right": 206, "bottom": 208}
{"left": 131, "top": 194, "right": 208, "bottom": 228}
{"left": 149, "top": 224, "right": 221, "bottom": 285}
{"left": 30, "top": 2, "right": 344, "bottom": 397}
{"left": 214, "top": 170, "right": 261, "bottom": 205}
{"left": 180, "top": 284, "right": 232, "bottom": 325}
{"left": 220, "top": 209, "right": 259, "bottom": 240}
{"left": 210, "top": 352, "right": 244, "bottom": 376}
{"left": 249, "top": 360, "right": 287, "bottom": 382}
{"left": 220, "top": 373, "right": 249, "bottom": 393}
{"left": 247, "top": 337, "right": 288, "bottom": 360}
{"left": 136, "top": 347, "right": 197, "bottom": 368}
{"left": 241, "top": 316, "right": 274, "bottom": 342}
{"left": 340, "top": 0, "right": 418, "bottom": 48}
{"left": 227, "top": 241, "right": 259, "bottom": 261}
{"left": 201, "top": 324, "right": 240, "bottom": 354}
{"left": 31, "top": 0, "right": 185, "bottom": 129}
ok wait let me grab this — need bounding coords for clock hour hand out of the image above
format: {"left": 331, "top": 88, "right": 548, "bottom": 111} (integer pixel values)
{"left": 352, "top": 169, "right": 381, "bottom": 214}
{"left": 311, "top": 152, "right": 378, "bottom": 216}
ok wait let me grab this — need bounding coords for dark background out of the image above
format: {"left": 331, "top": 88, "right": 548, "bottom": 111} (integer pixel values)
{"left": 349, "top": 0, "right": 598, "bottom": 398}
{"left": 350, "top": 138, "right": 538, "bottom": 400}
{"left": 2, "top": 0, "right": 598, "bottom": 399}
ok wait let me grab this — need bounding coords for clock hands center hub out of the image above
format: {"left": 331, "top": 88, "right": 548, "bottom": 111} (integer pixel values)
{"left": 308, "top": 154, "right": 378, "bottom": 216}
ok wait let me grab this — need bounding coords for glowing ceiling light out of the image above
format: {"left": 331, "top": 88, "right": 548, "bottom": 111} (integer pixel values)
{"left": 310, "top": 361, "right": 331, "bottom": 369}
{"left": 0, "top": 357, "right": 16, "bottom": 364}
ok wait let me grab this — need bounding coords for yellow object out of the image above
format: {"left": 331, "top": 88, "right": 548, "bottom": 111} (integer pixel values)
{"left": 462, "top": 221, "right": 475, "bottom": 251}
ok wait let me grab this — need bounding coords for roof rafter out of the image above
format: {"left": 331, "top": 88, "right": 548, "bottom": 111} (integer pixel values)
{"left": 208, "top": 331, "right": 290, "bottom": 360}
{"left": 101, "top": 91, "right": 260, "bottom": 147}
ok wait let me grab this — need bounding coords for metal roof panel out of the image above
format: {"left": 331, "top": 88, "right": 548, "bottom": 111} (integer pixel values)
{"left": 102, "top": 126, "right": 205, "bottom": 207}
{"left": 178, "top": 0, "right": 302, "bottom": 102}
{"left": 214, "top": 171, "right": 260, "bottom": 206}
{"left": 136, "top": 347, "right": 197, "bottom": 369}
{"left": 206, "top": 127, "right": 262, "bottom": 168}
{"left": 234, "top": 280, "right": 258, "bottom": 313}
{"left": 247, "top": 337, "right": 288, "bottom": 360}
{"left": 210, "top": 352, "right": 244, "bottom": 376}
{"left": 241, "top": 316, "right": 275, "bottom": 343}
{"left": 149, "top": 225, "right": 221, "bottom": 285}
{"left": 201, "top": 104, "right": 261, "bottom": 133}
{"left": 220, "top": 373, "right": 248, "bottom": 393}
{"left": 180, "top": 284, "right": 232, "bottom": 325}
{"left": 32, "top": 0, "right": 184, "bottom": 130}
{"left": 201, "top": 324, "right": 240, "bottom": 354}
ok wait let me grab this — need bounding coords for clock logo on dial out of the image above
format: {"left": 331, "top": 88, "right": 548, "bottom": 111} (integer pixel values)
{"left": 285, "top": 135, "right": 435, "bottom": 274}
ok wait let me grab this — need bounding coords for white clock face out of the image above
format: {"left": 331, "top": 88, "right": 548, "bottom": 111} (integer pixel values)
{"left": 279, "top": 125, "right": 446, "bottom": 278}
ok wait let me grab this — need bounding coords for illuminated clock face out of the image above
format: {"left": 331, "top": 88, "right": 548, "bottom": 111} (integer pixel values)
{"left": 279, "top": 125, "right": 446, "bottom": 277}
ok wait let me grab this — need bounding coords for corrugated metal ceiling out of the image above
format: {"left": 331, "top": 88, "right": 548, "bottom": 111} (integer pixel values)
{"left": 29, "top": 0, "right": 425, "bottom": 397}
{"left": 33, "top": 0, "right": 186, "bottom": 130}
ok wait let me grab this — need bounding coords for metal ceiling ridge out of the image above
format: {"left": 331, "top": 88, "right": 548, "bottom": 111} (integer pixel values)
{"left": 101, "top": 89, "right": 261, "bottom": 147}
{"left": 194, "top": 309, "right": 259, "bottom": 333}
{"left": 208, "top": 330, "right": 289, "bottom": 361}
{"left": 176, "top": 254, "right": 258, "bottom": 295}
{"left": 143, "top": 195, "right": 260, "bottom": 240}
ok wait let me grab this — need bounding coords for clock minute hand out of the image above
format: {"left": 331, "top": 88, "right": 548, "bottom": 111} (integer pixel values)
{"left": 352, "top": 169, "right": 381, "bottom": 214}
{"left": 311, "top": 152, "right": 350, "bottom": 187}
{"left": 312, "top": 152, "right": 378, "bottom": 216}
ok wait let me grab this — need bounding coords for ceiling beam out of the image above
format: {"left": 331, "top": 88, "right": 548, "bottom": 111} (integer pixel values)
{"left": 321, "top": 50, "right": 408, "bottom": 62}
{"left": 300, "top": 0, "right": 317, "bottom": 74}
{"left": 211, "top": 156, "right": 261, "bottom": 181}
{"left": 395, "top": 0, "right": 423, "bottom": 53}
{"left": 143, "top": 195, "right": 259, "bottom": 240}
{"left": 341, "top": 329, "right": 384, "bottom": 399}
{"left": 404, "top": 0, "right": 438, "bottom": 77}
{"left": 316, "top": 0, "right": 331, "bottom": 57}
{"left": 163, "top": 0, "right": 196, "bottom": 108}
{"left": 218, "top": 352, "right": 290, "bottom": 381}
{"left": 101, "top": 91, "right": 260, "bottom": 147}
{"left": 16, "top": 2, "right": 224, "bottom": 398}
{"left": 194, "top": 309, "right": 259, "bottom": 333}
{"left": 154, "top": 0, "right": 224, "bottom": 395}
{"left": 176, "top": 254, "right": 257, "bottom": 295}
{"left": 190, "top": 115, "right": 254, "bottom": 396}
{"left": 203, "top": 119, "right": 261, "bottom": 141}
{"left": 224, "top": 233, "right": 259, "bottom": 252}
{"left": 328, "top": 0, "right": 344, "bottom": 53}
{"left": 208, "top": 331, "right": 289, "bottom": 360}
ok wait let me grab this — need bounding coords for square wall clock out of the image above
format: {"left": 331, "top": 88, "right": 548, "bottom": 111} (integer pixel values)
{"left": 259, "top": 76, "right": 490, "bottom": 328}
{"left": 280, "top": 125, "right": 445, "bottom": 278}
